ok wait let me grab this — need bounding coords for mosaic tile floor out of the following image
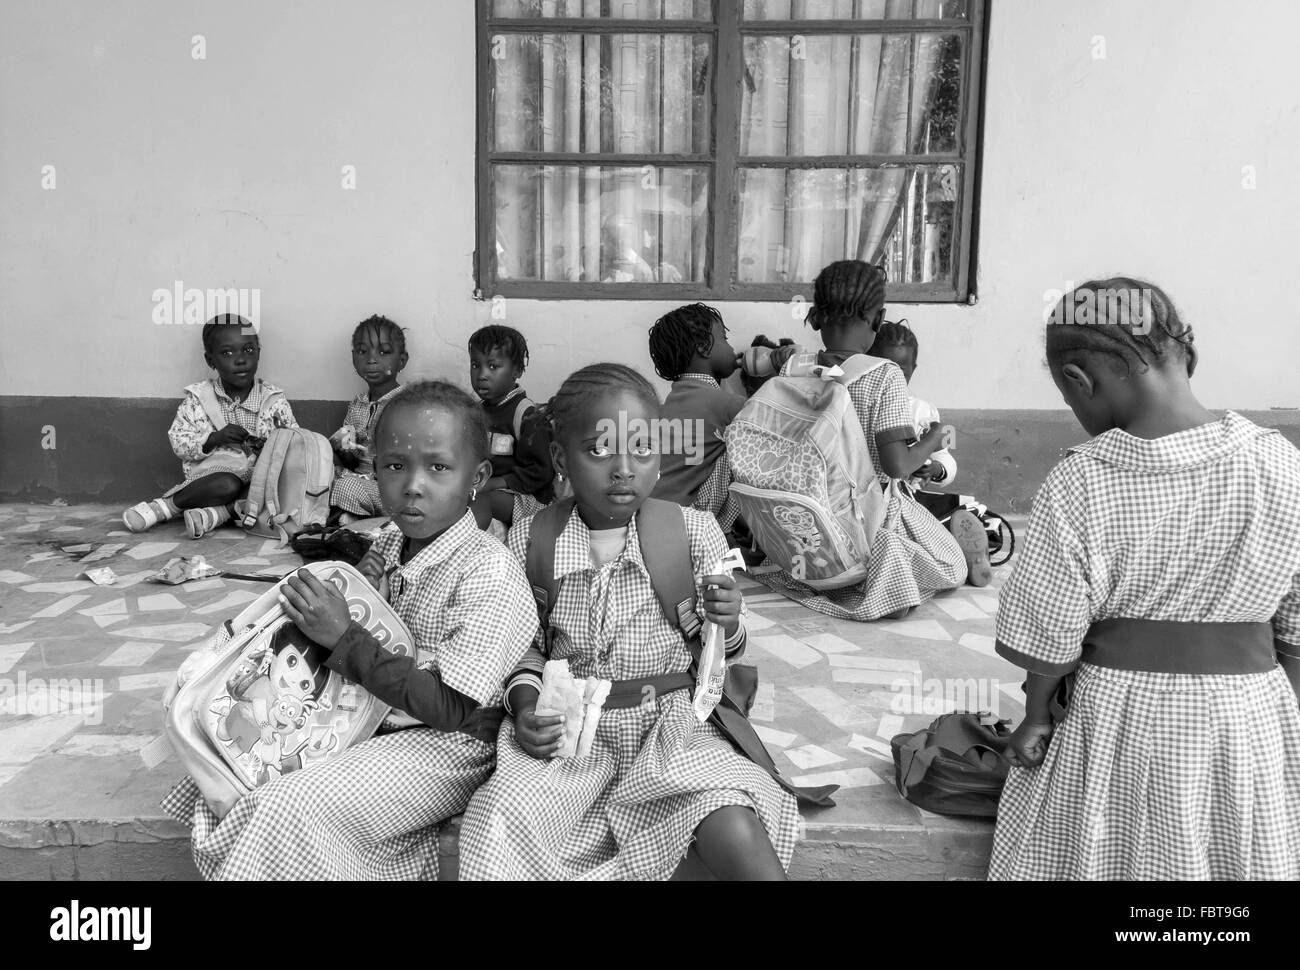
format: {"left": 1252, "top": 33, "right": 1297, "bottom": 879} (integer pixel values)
{"left": 0, "top": 502, "right": 1025, "bottom": 878}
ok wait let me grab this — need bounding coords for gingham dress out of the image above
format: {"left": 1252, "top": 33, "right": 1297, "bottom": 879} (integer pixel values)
{"left": 161, "top": 512, "right": 538, "bottom": 880}
{"left": 691, "top": 447, "right": 740, "bottom": 533}
{"left": 458, "top": 506, "right": 800, "bottom": 880}
{"left": 164, "top": 379, "right": 298, "bottom": 494}
{"left": 989, "top": 412, "right": 1300, "bottom": 880}
{"left": 329, "top": 386, "right": 402, "bottom": 516}
{"left": 750, "top": 356, "right": 967, "bottom": 619}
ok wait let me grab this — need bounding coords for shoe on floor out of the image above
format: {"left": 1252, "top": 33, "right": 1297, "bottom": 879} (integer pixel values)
{"left": 949, "top": 509, "right": 992, "bottom": 587}
{"left": 122, "top": 498, "right": 174, "bottom": 533}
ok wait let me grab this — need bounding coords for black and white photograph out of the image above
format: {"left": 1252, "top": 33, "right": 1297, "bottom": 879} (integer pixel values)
{"left": 0, "top": 0, "right": 1295, "bottom": 942}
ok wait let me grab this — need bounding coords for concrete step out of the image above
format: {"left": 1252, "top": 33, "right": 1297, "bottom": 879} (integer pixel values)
{"left": 0, "top": 811, "right": 992, "bottom": 881}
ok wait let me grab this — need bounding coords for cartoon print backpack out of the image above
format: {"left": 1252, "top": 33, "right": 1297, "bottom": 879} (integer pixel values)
{"left": 239, "top": 427, "right": 335, "bottom": 543}
{"left": 162, "top": 561, "right": 415, "bottom": 818}
{"left": 726, "top": 353, "right": 890, "bottom": 591}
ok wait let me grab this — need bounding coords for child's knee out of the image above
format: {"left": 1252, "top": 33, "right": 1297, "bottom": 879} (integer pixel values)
{"left": 698, "top": 805, "right": 766, "bottom": 850}
{"left": 208, "top": 473, "right": 245, "bottom": 503}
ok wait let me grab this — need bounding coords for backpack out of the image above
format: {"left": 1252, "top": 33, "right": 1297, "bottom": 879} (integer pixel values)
{"left": 890, "top": 711, "right": 1013, "bottom": 818}
{"left": 239, "top": 427, "right": 335, "bottom": 543}
{"left": 726, "top": 353, "right": 890, "bottom": 591}
{"left": 524, "top": 496, "right": 837, "bottom": 808}
{"left": 162, "top": 561, "right": 415, "bottom": 818}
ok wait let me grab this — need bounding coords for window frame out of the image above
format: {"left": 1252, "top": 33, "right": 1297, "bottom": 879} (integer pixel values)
{"left": 475, "top": 1, "right": 987, "bottom": 304}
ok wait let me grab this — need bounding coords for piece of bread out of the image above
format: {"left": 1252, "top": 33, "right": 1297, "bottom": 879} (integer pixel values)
{"left": 576, "top": 678, "right": 610, "bottom": 758}
{"left": 535, "top": 659, "right": 613, "bottom": 759}
{"left": 535, "top": 659, "right": 585, "bottom": 758}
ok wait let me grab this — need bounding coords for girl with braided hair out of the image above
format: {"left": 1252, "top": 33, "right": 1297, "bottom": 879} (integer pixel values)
{"left": 753, "top": 260, "right": 973, "bottom": 620}
{"left": 991, "top": 278, "right": 1300, "bottom": 879}
{"left": 459, "top": 363, "right": 799, "bottom": 880}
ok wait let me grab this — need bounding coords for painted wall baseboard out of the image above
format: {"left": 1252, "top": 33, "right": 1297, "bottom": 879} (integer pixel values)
{"left": 2, "top": 396, "right": 1298, "bottom": 513}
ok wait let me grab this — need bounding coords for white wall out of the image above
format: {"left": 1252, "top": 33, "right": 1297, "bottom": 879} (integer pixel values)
{"left": 3, "top": 0, "right": 1297, "bottom": 409}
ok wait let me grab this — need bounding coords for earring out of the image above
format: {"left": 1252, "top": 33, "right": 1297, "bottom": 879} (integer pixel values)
{"left": 469, "top": 488, "right": 478, "bottom": 503}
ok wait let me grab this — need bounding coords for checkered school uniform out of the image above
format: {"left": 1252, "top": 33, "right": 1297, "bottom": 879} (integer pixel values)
{"left": 989, "top": 412, "right": 1300, "bottom": 880}
{"left": 750, "top": 356, "right": 967, "bottom": 619}
{"left": 329, "top": 386, "right": 402, "bottom": 516}
{"left": 164, "top": 379, "right": 298, "bottom": 493}
{"left": 458, "top": 505, "right": 800, "bottom": 880}
{"left": 161, "top": 511, "right": 537, "bottom": 880}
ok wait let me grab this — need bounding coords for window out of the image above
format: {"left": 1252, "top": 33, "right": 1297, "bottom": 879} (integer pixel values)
{"left": 477, "top": 0, "right": 985, "bottom": 302}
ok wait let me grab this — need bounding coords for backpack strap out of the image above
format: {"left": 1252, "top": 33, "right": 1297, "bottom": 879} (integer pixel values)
{"left": 833, "top": 354, "right": 888, "bottom": 386}
{"left": 634, "top": 498, "right": 703, "bottom": 643}
{"left": 243, "top": 429, "right": 292, "bottom": 530}
{"left": 512, "top": 396, "right": 536, "bottom": 442}
{"left": 524, "top": 496, "right": 575, "bottom": 651}
{"left": 191, "top": 382, "right": 229, "bottom": 433}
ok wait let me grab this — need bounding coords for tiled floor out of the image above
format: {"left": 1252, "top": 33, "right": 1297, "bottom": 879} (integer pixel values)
{"left": 0, "top": 501, "right": 1024, "bottom": 879}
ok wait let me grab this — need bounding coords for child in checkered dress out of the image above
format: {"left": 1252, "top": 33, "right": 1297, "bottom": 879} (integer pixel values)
{"left": 991, "top": 279, "right": 1300, "bottom": 880}
{"left": 459, "top": 363, "right": 800, "bottom": 880}
{"left": 122, "top": 315, "right": 298, "bottom": 539}
{"left": 647, "top": 303, "right": 746, "bottom": 534}
{"left": 467, "top": 325, "right": 556, "bottom": 533}
{"left": 328, "top": 315, "right": 408, "bottom": 522}
{"left": 746, "top": 261, "right": 976, "bottom": 619}
{"left": 162, "top": 381, "right": 537, "bottom": 879}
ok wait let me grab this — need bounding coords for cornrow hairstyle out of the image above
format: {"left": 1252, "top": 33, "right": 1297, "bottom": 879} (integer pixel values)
{"left": 352, "top": 314, "right": 407, "bottom": 357}
{"left": 201, "top": 314, "right": 258, "bottom": 355}
{"left": 540, "top": 363, "right": 661, "bottom": 441}
{"left": 468, "top": 324, "right": 529, "bottom": 373}
{"left": 1045, "top": 278, "right": 1195, "bottom": 376}
{"left": 873, "top": 318, "right": 919, "bottom": 367}
{"left": 647, "top": 303, "right": 724, "bottom": 381}
{"left": 373, "top": 379, "right": 490, "bottom": 465}
{"left": 806, "top": 260, "right": 888, "bottom": 332}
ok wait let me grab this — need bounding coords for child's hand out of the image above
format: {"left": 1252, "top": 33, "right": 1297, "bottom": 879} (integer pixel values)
{"left": 914, "top": 460, "right": 946, "bottom": 482}
{"left": 702, "top": 572, "right": 743, "bottom": 637}
{"left": 1004, "top": 719, "right": 1053, "bottom": 768}
{"left": 921, "top": 422, "right": 949, "bottom": 448}
{"left": 279, "top": 568, "right": 353, "bottom": 650}
{"left": 514, "top": 704, "right": 565, "bottom": 759}
{"left": 356, "top": 547, "right": 387, "bottom": 591}
{"left": 206, "top": 424, "right": 249, "bottom": 451}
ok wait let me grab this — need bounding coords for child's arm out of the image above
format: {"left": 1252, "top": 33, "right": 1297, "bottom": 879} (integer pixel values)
{"left": 1004, "top": 673, "right": 1060, "bottom": 767}
{"left": 993, "top": 468, "right": 1091, "bottom": 758}
{"left": 168, "top": 393, "right": 217, "bottom": 462}
{"left": 873, "top": 368, "right": 944, "bottom": 479}
{"left": 323, "top": 624, "right": 481, "bottom": 732}
{"left": 914, "top": 402, "right": 956, "bottom": 485}
{"left": 277, "top": 570, "right": 480, "bottom": 732}
{"left": 687, "top": 509, "right": 746, "bottom": 655}
{"left": 501, "top": 518, "right": 566, "bottom": 757}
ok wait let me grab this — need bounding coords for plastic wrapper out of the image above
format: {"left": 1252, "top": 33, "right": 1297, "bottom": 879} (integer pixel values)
{"left": 692, "top": 548, "right": 747, "bottom": 722}
{"left": 154, "top": 556, "right": 222, "bottom": 586}
{"left": 81, "top": 566, "right": 118, "bottom": 586}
